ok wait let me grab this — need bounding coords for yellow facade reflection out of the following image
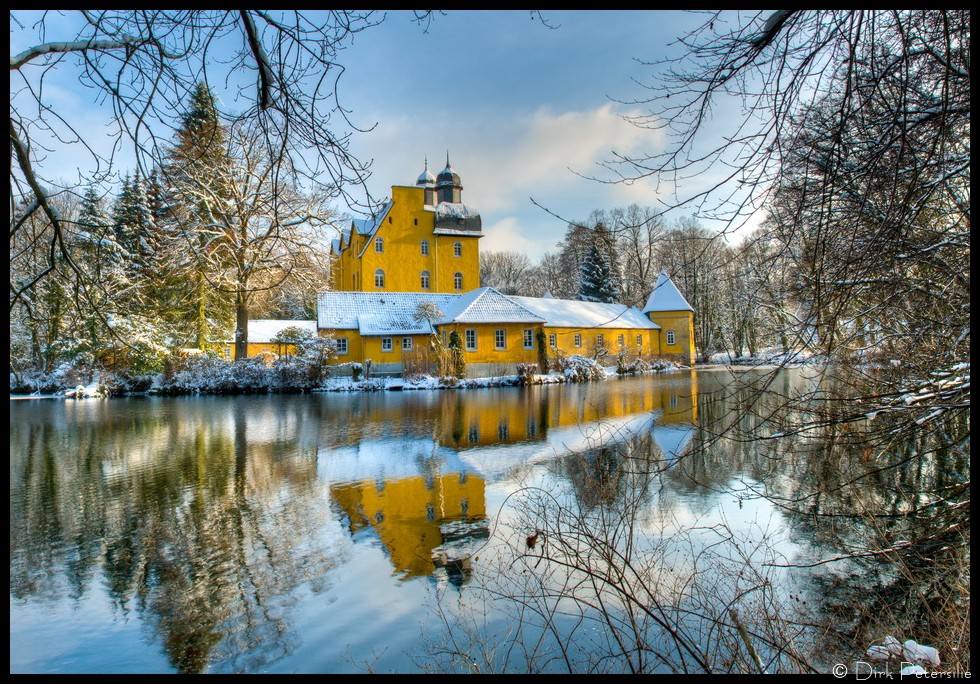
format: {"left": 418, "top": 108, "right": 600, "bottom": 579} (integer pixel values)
{"left": 324, "top": 373, "right": 699, "bottom": 581}
{"left": 330, "top": 472, "right": 487, "bottom": 578}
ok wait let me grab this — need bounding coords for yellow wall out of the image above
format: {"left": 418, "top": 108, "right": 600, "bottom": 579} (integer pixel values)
{"left": 332, "top": 185, "right": 481, "bottom": 294}
{"left": 440, "top": 323, "right": 543, "bottom": 366}
{"left": 648, "top": 311, "right": 695, "bottom": 364}
{"left": 544, "top": 327, "right": 662, "bottom": 359}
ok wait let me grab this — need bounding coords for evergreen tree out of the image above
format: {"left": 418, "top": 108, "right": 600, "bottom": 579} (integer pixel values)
{"left": 577, "top": 224, "right": 621, "bottom": 303}
{"left": 165, "top": 83, "right": 235, "bottom": 350}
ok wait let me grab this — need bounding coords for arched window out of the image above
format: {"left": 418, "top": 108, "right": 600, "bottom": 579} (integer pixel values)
{"left": 453, "top": 241, "right": 462, "bottom": 257}
{"left": 454, "top": 272, "right": 463, "bottom": 290}
{"left": 374, "top": 269, "right": 385, "bottom": 288}
{"left": 375, "top": 237, "right": 384, "bottom": 253}
{"left": 420, "top": 240, "right": 429, "bottom": 256}
{"left": 420, "top": 270, "right": 430, "bottom": 289}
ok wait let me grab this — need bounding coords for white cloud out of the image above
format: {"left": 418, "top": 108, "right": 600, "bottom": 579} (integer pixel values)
{"left": 349, "top": 103, "right": 666, "bottom": 258}
{"left": 478, "top": 216, "right": 540, "bottom": 255}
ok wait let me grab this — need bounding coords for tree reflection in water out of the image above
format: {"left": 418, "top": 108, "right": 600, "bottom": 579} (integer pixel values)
{"left": 10, "top": 397, "right": 347, "bottom": 674}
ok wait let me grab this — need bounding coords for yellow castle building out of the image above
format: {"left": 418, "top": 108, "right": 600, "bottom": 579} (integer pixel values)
{"left": 319, "top": 159, "right": 696, "bottom": 375}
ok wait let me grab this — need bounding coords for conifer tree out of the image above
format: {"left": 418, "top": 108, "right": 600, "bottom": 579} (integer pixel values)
{"left": 165, "top": 83, "right": 235, "bottom": 350}
{"left": 577, "top": 224, "right": 621, "bottom": 303}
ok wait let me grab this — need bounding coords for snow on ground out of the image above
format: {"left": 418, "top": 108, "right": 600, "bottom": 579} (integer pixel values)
{"left": 707, "top": 347, "right": 814, "bottom": 367}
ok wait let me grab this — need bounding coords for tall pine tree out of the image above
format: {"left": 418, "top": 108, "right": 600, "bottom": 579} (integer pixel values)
{"left": 165, "top": 83, "right": 235, "bottom": 350}
{"left": 577, "top": 223, "right": 621, "bottom": 303}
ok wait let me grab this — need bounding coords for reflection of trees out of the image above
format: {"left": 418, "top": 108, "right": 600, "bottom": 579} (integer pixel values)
{"left": 552, "top": 432, "right": 664, "bottom": 510}
{"left": 674, "top": 367, "right": 970, "bottom": 669}
{"left": 10, "top": 397, "right": 344, "bottom": 673}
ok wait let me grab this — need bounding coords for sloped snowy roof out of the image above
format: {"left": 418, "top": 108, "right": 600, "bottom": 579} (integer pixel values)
{"left": 511, "top": 296, "right": 659, "bottom": 330}
{"left": 318, "top": 292, "right": 456, "bottom": 335}
{"left": 330, "top": 238, "right": 341, "bottom": 255}
{"left": 433, "top": 202, "right": 479, "bottom": 219}
{"left": 642, "top": 272, "right": 695, "bottom": 313}
{"left": 239, "top": 320, "right": 317, "bottom": 344}
{"left": 438, "top": 288, "right": 545, "bottom": 325}
{"left": 345, "top": 201, "right": 393, "bottom": 251}
{"left": 357, "top": 312, "right": 433, "bottom": 336}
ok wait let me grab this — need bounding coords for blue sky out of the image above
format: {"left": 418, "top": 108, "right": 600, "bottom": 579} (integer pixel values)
{"left": 12, "top": 10, "right": 738, "bottom": 260}
{"left": 337, "top": 10, "right": 705, "bottom": 258}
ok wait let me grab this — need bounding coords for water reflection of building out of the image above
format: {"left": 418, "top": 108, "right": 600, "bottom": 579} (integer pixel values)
{"left": 322, "top": 443, "right": 487, "bottom": 579}
{"left": 437, "top": 376, "right": 697, "bottom": 450}
{"left": 319, "top": 375, "right": 699, "bottom": 581}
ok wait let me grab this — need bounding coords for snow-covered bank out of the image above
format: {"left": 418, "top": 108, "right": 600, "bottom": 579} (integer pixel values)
{"left": 707, "top": 347, "right": 815, "bottom": 367}
{"left": 10, "top": 356, "right": 686, "bottom": 398}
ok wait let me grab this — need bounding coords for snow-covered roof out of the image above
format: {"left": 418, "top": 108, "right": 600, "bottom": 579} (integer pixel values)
{"left": 642, "top": 272, "right": 695, "bottom": 313}
{"left": 511, "top": 296, "right": 659, "bottom": 330}
{"left": 350, "top": 203, "right": 391, "bottom": 237}
{"left": 318, "top": 288, "right": 679, "bottom": 335}
{"left": 433, "top": 202, "right": 479, "bottom": 219}
{"left": 318, "top": 292, "right": 457, "bottom": 336}
{"left": 236, "top": 320, "right": 317, "bottom": 344}
{"left": 438, "top": 288, "right": 545, "bottom": 325}
{"left": 416, "top": 168, "right": 436, "bottom": 187}
{"left": 330, "top": 238, "right": 341, "bottom": 255}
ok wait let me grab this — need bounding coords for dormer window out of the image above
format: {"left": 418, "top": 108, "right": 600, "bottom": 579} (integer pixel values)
{"left": 375, "top": 237, "right": 384, "bottom": 253}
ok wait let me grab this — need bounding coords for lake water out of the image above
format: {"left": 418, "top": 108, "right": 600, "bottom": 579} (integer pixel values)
{"left": 9, "top": 368, "right": 966, "bottom": 673}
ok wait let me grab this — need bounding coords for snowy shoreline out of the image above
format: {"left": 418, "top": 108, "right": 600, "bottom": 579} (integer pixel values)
{"left": 10, "top": 364, "right": 693, "bottom": 399}
{"left": 10, "top": 348, "right": 820, "bottom": 399}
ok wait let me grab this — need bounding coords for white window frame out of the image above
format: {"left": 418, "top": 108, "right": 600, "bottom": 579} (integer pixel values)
{"left": 374, "top": 269, "right": 385, "bottom": 288}
{"left": 494, "top": 329, "right": 506, "bottom": 350}
{"left": 454, "top": 272, "right": 463, "bottom": 290}
{"left": 402, "top": 337, "right": 413, "bottom": 351}
{"left": 381, "top": 337, "right": 393, "bottom": 352}
{"left": 574, "top": 333, "right": 582, "bottom": 348}
{"left": 335, "top": 338, "right": 348, "bottom": 355}
{"left": 465, "top": 329, "right": 477, "bottom": 351}
{"left": 523, "top": 329, "right": 534, "bottom": 349}
{"left": 549, "top": 332, "right": 557, "bottom": 348}
{"left": 420, "top": 270, "right": 430, "bottom": 289}
{"left": 420, "top": 240, "right": 429, "bottom": 256}
{"left": 666, "top": 330, "right": 676, "bottom": 346}
{"left": 596, "top": 333, "right": 605, "bottom": 348}
{"left": 618, "top": 334, "right": 625, "bottom": 348}
{"left": 636, "top": 334, "right": 643, "bottom": 348}
{"left": 375, "top": 236, "right": 384, "bottom": 253}
{"left": 453, "top": 241, "right": 462, "bottom": 257}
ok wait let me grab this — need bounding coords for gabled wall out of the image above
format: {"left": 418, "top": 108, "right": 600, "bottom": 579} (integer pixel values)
{"left": 331, "top": 185, "right": 481, "bottom": 295}
{"left": 647, "top": 311, "right": 695, "bottom": 365}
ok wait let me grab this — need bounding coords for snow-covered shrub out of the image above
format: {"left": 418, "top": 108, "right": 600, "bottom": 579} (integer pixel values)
{"left": 617, "top": 354, "right": 652, "bottom": 375}
{"left": 558, "top": 354, "right": 606, "bottom": 383}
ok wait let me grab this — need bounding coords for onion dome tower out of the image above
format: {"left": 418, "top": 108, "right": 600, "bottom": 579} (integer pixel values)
{"left": 416, "top": 157, "right": 437, "bottom": 205}
{"left": 435, "top": 153, "right": 463, "bottom": 204}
